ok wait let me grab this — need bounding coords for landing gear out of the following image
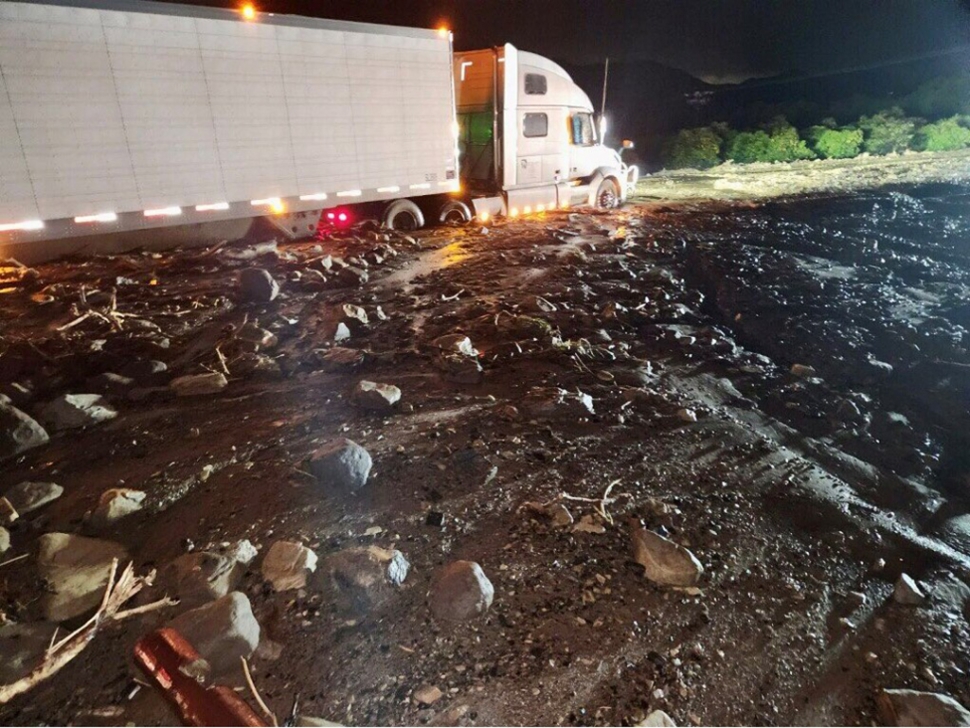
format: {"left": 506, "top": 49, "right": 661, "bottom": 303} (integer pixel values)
{"left": 383, "top": 199, "right": 425, "bottom": 231}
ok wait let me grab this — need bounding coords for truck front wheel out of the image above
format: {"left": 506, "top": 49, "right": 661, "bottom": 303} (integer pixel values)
{"left": 383, "top": 199, "right": 425, "bottom": 231}
{"left": 594, "top": 178, "right": 620, "bottom": 209}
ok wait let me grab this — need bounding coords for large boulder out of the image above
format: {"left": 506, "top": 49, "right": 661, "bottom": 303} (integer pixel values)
{"left": 631, "top": 528, "right": 703, "bottom": 587}
{"left": 308, "top": 438, "right": 372, "bottom": 492}
{"left": 430, "top": 560, "right": 494, "bottom": 622}
{"left": 37, "top": 394, "right": 117, "bottom": 431}
{"left": 0, "top": 403, "right": 49, "bottom": 459}
{"left": 162, "top": 552, "right": 241, "bottom": 608}
{"left": 877, "top": 689, "right": 970, "bottom": 726}
{"left": 37, "top": 533, "right": 129, "bottom": 621}
{"left": 4, "top": 481, "right": 63, "bottom": 514}
{"left": 88, "top": 488, "right": 146, "bottom": 528}
{"left": 262, "top": 541, "right": 318, "bottom": 591}
{"left": 167, "top": 592, "right": 260, "bottom": 676}
{"left": 323, "top": 545, "right": 409, "bottom": 612}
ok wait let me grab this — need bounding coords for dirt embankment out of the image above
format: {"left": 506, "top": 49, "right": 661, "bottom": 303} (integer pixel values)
{"left": 636, "top": 148, "right": 970, "bottom": 201}
{"left": 1, "top": 187, "right": 969, "bottom": 727}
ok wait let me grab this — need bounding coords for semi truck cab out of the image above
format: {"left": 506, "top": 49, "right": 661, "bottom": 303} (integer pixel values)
{"left": 454, "top": 44, "right": 637, "bottom": 220}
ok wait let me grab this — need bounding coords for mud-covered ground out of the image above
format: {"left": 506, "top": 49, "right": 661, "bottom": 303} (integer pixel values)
{"left": 1, "top": 184, "right": 970, "bottom": 726}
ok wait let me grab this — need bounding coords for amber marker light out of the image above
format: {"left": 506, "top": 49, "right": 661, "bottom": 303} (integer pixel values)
{"left": 241, "top": 4, "right": 256, "bottom": 21}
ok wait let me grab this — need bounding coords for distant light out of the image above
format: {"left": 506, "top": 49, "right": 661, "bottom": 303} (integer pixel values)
{"left": 270, "top": 199, "right": 285, "bottom": 214}
{"left": 338, "top": 212, "right": 348, "bottom": 222}
{"left": 241, "top": 3, "right": 256, "bottom": 20}
{"left": 0, "top": 219, "right": 43, "bottom": 232}
{"left": 195, "top": 202, "right": 229, "bottom": 211}
{"left": 326, "top": 212, "right": 335, "bottom": 220}
{"left": 74, "top": 212, "right": 117, "bottom": 223}
{"left": 377, "top": 186, "right": 400, "bottom": 193}
{"left": 410, "top": 183, "right": 431, "bottom": 190}
{"left": 144, "top": 207, "right": 181, "bottom": 217}
{"left": 337, "top": 190, "right": 362, "bottom": 197}
{"left": 251, "top": 197, "right": 281, "bottom": 207}
{"left": 437, "top": 25, "right": 450, "bottom": 38}
{"left": 299, "top": 193, "right": 328, "bottom": 201}
{"left": 537, "top": 204, "right": 545, "bottom": 212}
{"left": 509, "top": 207, "right": 518, "bottom": 217}
{"left": 479, "top": 212, "right": 489, "bottom": 222}
{"left": 523, "top": 206, "right": 532, "bottom": 214}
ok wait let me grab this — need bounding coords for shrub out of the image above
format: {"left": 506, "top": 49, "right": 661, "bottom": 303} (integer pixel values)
{"left": 724, "top": 130, "right": 771, "bottom": 163}
{"left": 725, "top": 117, "right": 814, "bottom": 163}
{"left": 805, "top": 126, "right": 864, "bottom": 159}
{"left": 857, "top": 108, "right": 920, "bottom": 155}
{"left": 660, "top": 126, "right": 723, "bottom": 169}
{"left": 913, "top": 116, "right": 970, "bottom": 152}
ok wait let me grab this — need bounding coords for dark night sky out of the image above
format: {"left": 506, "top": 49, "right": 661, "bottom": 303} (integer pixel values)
{"left": 177, "top": 0, "right": 970, "bottom": 83}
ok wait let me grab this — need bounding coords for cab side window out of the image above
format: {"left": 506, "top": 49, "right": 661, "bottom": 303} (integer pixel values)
{"left": 525, "top": 73, "right": 547, "bottom": 95}
{"left": 523, "top": 112, "right": 548, "bottom": 138}
{"left": 571, "top": 112, "right": 596, "bottom": 145}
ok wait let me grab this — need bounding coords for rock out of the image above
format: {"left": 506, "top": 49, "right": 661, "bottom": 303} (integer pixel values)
{"left": 877, "top": 689, "right": 970, "bottom": 726}
{"left": 639, "top": 710, "right": 677, "bottom": 727}
{"left": 414, "top": 685, "right": 444, "bottom": 706}
{"left": 308, "top": 438, "right": 373, "bottom": 492}
{"left": 0, "top": 497, "right": 17, "bottom": 524}
{"left": 334, "top": 322, "right": 352, "bottom": 343}
{"left": 432, "top": 334, "right": 479, "bottom": 357}
{"left": 239, "top": 268, "right": 280, "bottom": 303}
{"left": 89, "top": 488, "right": 146, "bottom": 527}
{"left": 37, "top": 394, "right": 117, "bottom": 431}
{"left": 352, "top": 381, "right": 401, "bottom": 412}
{"left": 868, "top": 358, "right": 894, "bottom": 377}
{"left": 37, "top": 532, "right": 129, "bottom": 621}
{"left": 430, "top": 560, "right": 494, "bottom": 622}
{"left": 677, "top": 408, "right": 698, "bottom": 423}
{"left": 324, "top": 545, "right": 409, "bottom": 612}
{"left": 4, "top": 481, "right": 63, "bottom": 514}
{"left": 120, "top": 359, "right": 168, "bottom": 382}
{"left": 342, "top": 304, "right": 368, "bottom": 325}
{"left": 297, "top": 718, "right": 344, "bottom": 727}
{"left": 0, "top": 382, "right": 32, "bottom": 407}
{"left": 167, "top": 592, "right": 260, "bottom": 676}
{"left": 234, "top": 353, "right": 281, "bottom": 379}
{"left": 791, "top": 363, "right": 817, "bottom": 377}
{"left": 237, "top": 323, "right": 278, "bottom": 351}
{"left": 894, "top": 573, "right": 926, "bottom": 605}
{"left": 0, "top": 526, "right": 9, "bottom": 553}
{"left": 163, "top": 552, "right": 241, "bottom": 608}
{"left": 0, "top": 622, "right": 58, "bottom": 683}
{"left": 87, "top": 372, "right": 135, "bottom": 395}
{"left": 317, "top": 347, "right": 365, "bottom": 372}
{"left": 261, "top": 541, "right": 318, "bottom": 591}
{"left": 220, "top": 539, "right": 258, "bottom": 566}
{"left": 631, "top": 528, "right": 704, "bottom": 587}
{"left": 170, "top": 372, "right": 228, "bottom": 396}
{"left": 0, "top": 403, "right": 49, "bottom": 459}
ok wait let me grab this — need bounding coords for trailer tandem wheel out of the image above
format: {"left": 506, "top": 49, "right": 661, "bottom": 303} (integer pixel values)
{"left": 383, "top": 199, "right": 425, "bottom": 231}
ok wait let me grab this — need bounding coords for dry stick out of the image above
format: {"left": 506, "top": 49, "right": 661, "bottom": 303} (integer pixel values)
{"left": 241, "top": 657, "right": 278, "bottom": 727}
{"left": 0, "top": 560, "right": 169, "bottom": 705}
{"left": 56, "top": 312, "right": 93, "bottom": 332}
{"left": 0, "top": 553, "right": 29, "bottom": 568}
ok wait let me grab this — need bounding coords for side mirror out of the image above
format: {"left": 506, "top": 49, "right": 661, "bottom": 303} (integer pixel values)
{"left": 622, "top": 139, "right": 635, "bottom": 149}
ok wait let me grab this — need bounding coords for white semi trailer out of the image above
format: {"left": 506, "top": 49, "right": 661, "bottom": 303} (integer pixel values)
{"left": 0, "top": 0, "right": 636, "bottom": 260}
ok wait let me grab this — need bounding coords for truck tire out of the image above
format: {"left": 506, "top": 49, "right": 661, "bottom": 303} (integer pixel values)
{"left": 383, "top": 199, "right": 425, "bottom": 231}
{"left": 438, "top": 200, "right": 472, "bottom": 225}
{"left": 594, "top": 178, "right": 620, "bottom": 209}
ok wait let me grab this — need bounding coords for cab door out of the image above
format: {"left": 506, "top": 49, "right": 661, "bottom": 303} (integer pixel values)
{"left": 567, "top": 110, "right": 600, "bottom": 179}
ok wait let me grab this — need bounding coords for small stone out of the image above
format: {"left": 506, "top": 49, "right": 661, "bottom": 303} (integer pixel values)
{"left": 342, "top": 304, "right": 368, "bottom": 325}
{"left": 334, "top": 322, "right": 352, "bottom": 343}
{"left": 296, "top": 718, "right": 344, "bottom": 727}
{"left": 0, "top": 404, "right": 48, "bottom": 459}
{"left": 239, "top": 268, "right": 280, "bottom": 303}
{"left": 4, "top": 481, "right": 63, "bottom": 514}
{"left": 677, "top": 408, "right": 698, "bottom": 423}
{"left": 37, "top": 533, "right": 129, "bottom": 621}
{"left": 631, "top": 528, "right": 704, "bottom": 587}
{"left": 352, "top": 381, "right": 401, "bottom": 412}
{"left": 877, "top": 689, "right": 970, "bottom": 726}
{"left": 430, "top": 560, "right": 494, "bottom": 622}
{"left": 167, "top": 592, "right": 260, "bottom": 676}
{"left": 89, "top": 488, "right": 146, "bottom": 527}
{"left": 0, "top": 382, "right": 32, "bottom": 407}
{"left": 234, "top": 353, "right": 281, "bottom": 379}
{"left": 791, "top": 363, "right": 817, "bottom": 377}
{"left": 414, "top": 685, "right": 444, "bottom": 706}
{"left": 220, "top": 539, "right": 258, "bottom": 566}
{"left": 0, "top": 526, "right": 9, "bottom": 554}
{"left": 0, "top": 497, "right": 17, "bottom": 524}
{"left": 119, "top": 359, "right": 168, "bottom": 382}
{"left": 894, "top": 573, "right": 926, "bottom": 605}
{"left": 37, "top": 394, "right": 117, "bottom": 431}
{"left": 639, "top": 710, "right": 677, "bottom": 727}
{"left": 237, "top": 323, "right": 278, "bottom": 350}
{"left": 262, "top": 541, "right": 318, "bottom": 591}
{"left": 308, "top": 438, "right": 373, "bottom": 492}
{"left": 170, "top": 372, "right": 228, "bottom": 396}
{"left": 87, "top": 372, "right": 135, "bottom": 395}
{"left": 324, "top": 545, "right": 409, "bottom": 612}
{"left": 163, "top": 551, "right": 241, "bottom": 608}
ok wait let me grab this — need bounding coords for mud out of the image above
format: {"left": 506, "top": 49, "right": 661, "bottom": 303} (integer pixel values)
{"left": 1, "top": 185, "right": 969, "bottom": 726}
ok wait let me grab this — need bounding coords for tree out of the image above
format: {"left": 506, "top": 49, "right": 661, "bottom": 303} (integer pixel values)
{"left": 724, "top": 130, "right": 772, "bottom": 163}
{"left": 725, "top": 117, "right": 814, "bottom": 163}
{"left": 805, "top": 125, "right": 864, "bottom": 159}
{"left": 660, "top": 126, "right": 723, "bottom": 169}
{"left": 913, "top": 116, "right": 970, "bottom": 152}
{"left": 857, "top": 108, "right": 921, "bottom": 155}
